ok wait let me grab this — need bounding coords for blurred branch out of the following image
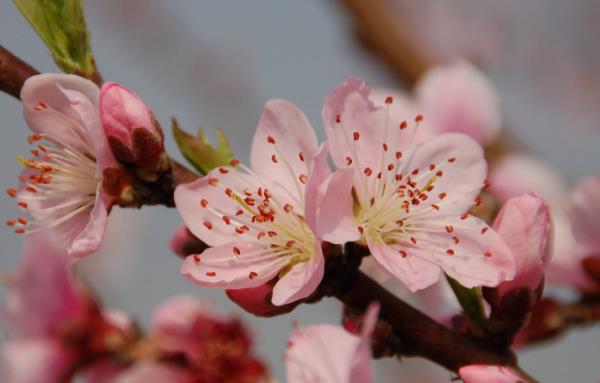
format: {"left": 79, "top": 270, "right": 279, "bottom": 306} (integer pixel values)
{"left": 339, "top": 0, "right": 435, "bottom": 85}
{"left": 0, "top": 44, "right": 39, "bottom": 98}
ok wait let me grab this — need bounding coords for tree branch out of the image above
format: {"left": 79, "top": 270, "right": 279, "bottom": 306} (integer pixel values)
{"left": 0, "top": 44, "right": 39, "bottom": 99}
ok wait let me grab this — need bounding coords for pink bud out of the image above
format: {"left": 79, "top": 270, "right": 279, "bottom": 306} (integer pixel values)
{"left": 169, "top": 225, "right": 207, "bottom": 259}
{"left": 100, "top": 83, "right": 164, "bottom": 169}
{"left": 493, "top": 193, "right": 553, "bottom": 299}
{"left": 226, "top": 279, "right": 300, "bottom": 317}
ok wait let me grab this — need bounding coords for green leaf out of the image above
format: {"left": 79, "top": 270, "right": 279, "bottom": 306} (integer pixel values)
{"left": 172, "top": 118, "right": 234, "bottom": 175}
{"left": 14, "top": 0, "right": 98, "bottom": 79}
{"left": 446, "top": 275, "right": 486, "bottom": 327}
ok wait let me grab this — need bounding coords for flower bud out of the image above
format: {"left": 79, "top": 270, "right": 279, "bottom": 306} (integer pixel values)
{"left": 169, "top": 225, "right": 207, "bottom": 259}
{"left": 226, "top": 279, "right": 300, "bottom": 317}
{"left": 100, "top": 83, "right": 166, "bottom": 172}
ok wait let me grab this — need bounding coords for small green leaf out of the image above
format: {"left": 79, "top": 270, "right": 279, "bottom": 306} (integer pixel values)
{"left": 172, "top": 118, "right": 234, "bottom": 175}
{"left": 447, "top": 275, "right": 486, "bottom": 327}
{"left": 14, "top": 0, "right": 99, "bottom": 81}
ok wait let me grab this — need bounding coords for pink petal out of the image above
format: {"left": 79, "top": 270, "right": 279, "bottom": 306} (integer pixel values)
{"left": 401, "top": 133, "right": 487, "bottom": 216}
{"left": 0, "top": 338, "right": 77, "bottom": 383}
{"left": 458, "top": 365, "right": 525, "bottom": 383}
{"left": 150, "top": 295, "right": 205, "bottom": 336}
{"left": 493, "top": 194, "right": 553, "bottom": 297}
{"left": 67, "top": 183, "right": 109, "bottom": 258}
{"left": 271, "top": 243, "right": 324, "bottom": 305}
{"left": 315, "top": 169, "right": 360, "bottom": 244}
{"left": 80, "top": 359, "right": 125, "bottom": 383}
{"left": 181, "top": 242, "right": 286, "bottom": 290}
{"left": 250, "top": 99, "right": 318, "bottom": 205}
{"left": 286, "top": 325, "right": 365, "bottom": 383}
{"left": 227, "top": 278, "right": 300, "bottom": 317}
{"left": 350, "top": 303, "right": 379, "bottom": 383}
{"left": 305, "top": 143, "right": 331, "bottom": 232}
{"left": 415, "top": 215, "right": 515, "bottom": 288}
{"left": 416, "top": 61, "right": 501, "bottom": 145}
{"left": 366, "top": 237, "right": 442, "bottom": 292}
{"left": 174, "top": 167, "right": 264, "bottom": 247}
{"left": 571, "top": 176, "right": 600, "bottom": 249}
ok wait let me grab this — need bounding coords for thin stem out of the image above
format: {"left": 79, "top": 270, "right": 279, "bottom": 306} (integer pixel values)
{"left": 0, "top": 44, "right": 39, "bottom": 98}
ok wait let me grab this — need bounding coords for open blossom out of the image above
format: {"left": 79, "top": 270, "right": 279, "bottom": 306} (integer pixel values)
{"left": 321, "top": 78, "right": 514, "bottom": 291}
{"left": 372, "top": 60, "right": 501, "bottom": 146}
{"left": 458, "top": 365, "right": 526, "bottom": 383}
{"left": 176, "top": 99, "right": 330, "bottom": 305}
{"left": 6, "top": 74, "right": 117, "bottom": 258}
{"left": 492, "top": 194, "right": 553, "bottom": 300}
{"left": 286, "top": 303, "right": 379, "bottom": 383}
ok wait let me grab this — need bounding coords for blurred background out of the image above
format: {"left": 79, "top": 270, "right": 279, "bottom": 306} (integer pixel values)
{"left": 1, "top": 0, "right": 599, "bottom": 381}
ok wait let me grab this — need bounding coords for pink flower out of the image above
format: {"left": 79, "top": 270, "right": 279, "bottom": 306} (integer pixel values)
{"left": 322, "top": 78, "right": 514, "bottom": 291}
{"left": 547, "top": 176, "right": 600, "bottom": 292}
{"left": 100, "top": 82, "right": 166, "bottom": 171}
{"left": 458, "top": 365, "right": 525, "bottom": 383}
{"left": 372, "top": 61, "right": 501, "bottom": 146}
{"left": 7, "top": 74, "right": 117, "bottom": 258}
{"left": 286, "top": 303, "right": 379, "bottom": 383}
{"left": 492, "top": 194, "right": 553, "bottom": 299}
{"left": 175, "top": 99, "right": 330, "bottom": 305}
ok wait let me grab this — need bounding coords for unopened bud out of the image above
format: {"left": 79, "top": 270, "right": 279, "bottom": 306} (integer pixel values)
{"left": 226, "top": 279, "right": 299, "bottom": 317}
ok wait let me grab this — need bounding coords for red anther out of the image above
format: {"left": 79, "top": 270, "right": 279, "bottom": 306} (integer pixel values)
{"left": 236, "top": 209, "right": 244, "bottom": 216}
{"left": 235, "top": 227, "right": 245, "bottom": 234}
{"left": 38, "top": 102, "right": 47, "bottom": 109}
{"left": 474, "top": 196, "right": 482, "bottom": 206}
{"left": 429, "top": 164, "right": 436, "bottom": 171}
{"left": 225, "top": 188, "right": 233, "bottom": 197}
{"left": 298, "top": 174, "right": 307, "bottom": 184}
{"left": 395, "top": 174, "right": 403, "bottom": 181}
{"left": 286, "top": 240, "right": 295, "bottom": 247}
{"left": 448, "top": 157, "right": 456, "bottom": 163}
{"left": 411, "top": 168, "right": 419, "bottom": 175}
{"left": 219, "top": 167, "right": 229, "bottom": 174}
{"left": 439, "top": 192, "right": 447, "bottom": 199}
{"left": 244, "top": 197, "right": 255, "bottom": 206}
{"left": 200, "top": 199, "right": 208, "bottom": 207}
{"left": 445, "top": 225, "right": 454, "bottom": 233}
{"left": 395, "top": 151, "right": 402, "bottom": 159}
{"left": 426, "top": 185, "right": 434, "bottom": 192}
{"left": 415, "top": 114, "right": 424, "bottom": 122}
{"left": 382, "top": 143, "right": 388, "bottom": 151}
{"left": 193, "top": 254, "right": 201, "bottom": 262}
{"left": 230, "top": 159, "right": 240, "bottom": 166}
{"left": 271, "top": 154, "right": 278, "bottom": 163}
{"left": 446, "top": 249, "right": 455, "bottom": 255}
{"left": 364, "top": 167, "right": 372, "bottom": 176}
{"left": 222, "top": 216, "right": 231, "bottom": 225}
{"left": 17, "top": 217, "right": 27, "bottom": 225}
{"left": 249, "top": 271, "right": 258, "bottom": 280}
{"left": 481, "top": 227, "right": 489, "bottom": 234}
{"left": 203, "top": 221, "right": 213, "bottom": 230}
{"left": 484, "top": 252, "right": 492, "bottom": 257}
{"left": 400, "top": 121, "right": 408, "bottom": 130}
{"left": 15, "top": 228, "right": 25, "bottom": 234}
{"left": 346, "top": 157, "right": 353, "bottom": 166}
{"left": 206, "top": 271, "right": 217, "bottom": 277}
{"left": 396, "top": 219, "right": 404, "bottom": 226}
{"left": 244, "top": 188, "right": 253, "bottom": 196}
{"left": 387, "top": 164, "right": 394, "bottom": 171}
{"left": 483, "top": 180, "right": 491, "bottom": 189}
{"left": 257, "top": 232, "right": 266, "bottom": 240}
{"left": 452, "top": 236, "right": 460, "bottom": 244}
{"left": 436, "top": 170, "right": 444, "bottom": 177}
{"left": 336, "top": 114, "right": 341, "bottom": 124}
{"left": 410, "top": 237, "right": 417, "bottom": 244}
{"left": 30, "top": 149, "right": 39, "bottom": 156}
{"left": 267, "top": 231, "right": 277, "bottom": 237}
{"left": 353, "top": 132, "right": 360, "bottom": 141}
{"left": 26, "top": 187, "right": 36, "bottom": 193}
{"left": 431, "top": 204, "right": 440, "bottom": 210}
{"left": 208, "top": 178, "right": 219, "bottom": 186}
{"left": 6, "top": 220, "right": 16, "bottom": 226}
{"left": 460, "top": 213, "right": 469, "bottom": 220}
{"left": 385, "top": 96, "right": 393, "bottom": 104}
{"left": 267, "top": 135, "right": 276, "bottom": 144}
{"left": 233, "top": 247, "right": 241, "bottom": 256}
{"left": 399, "top": 250, "right": 407, "bottom": 257}
{"left": 284, "top": 204, "right": 293, "bottom": 213}
{"left": 17, "top": 202, "right": 28, "bottom": 209}
{"left": 6, "top": 188, "right": 17, "bottom": 198}
{"left": 298, "top": 152, "right": 305, "bottom": 162}
{"left": 357, "top": 226, "right": 364, "bottom": 234}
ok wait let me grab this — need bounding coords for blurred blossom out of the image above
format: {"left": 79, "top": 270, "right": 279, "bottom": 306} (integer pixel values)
{"left": 323, "top": 77, "right": 514, "bottom": 291}
{"left": 459, "top": 364, "right": 526, "bottom": 383}
{"left": 372, "top": 60, "right": 501, "bottom": 146}
{"left": 286, "top": 303, "right": 379, "bottom": 383}
{"left": 7, "top": 74, "right": 117, "bottom": 258}
{"left": 114, "top": 362, "right": 194, "bottom": 383}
